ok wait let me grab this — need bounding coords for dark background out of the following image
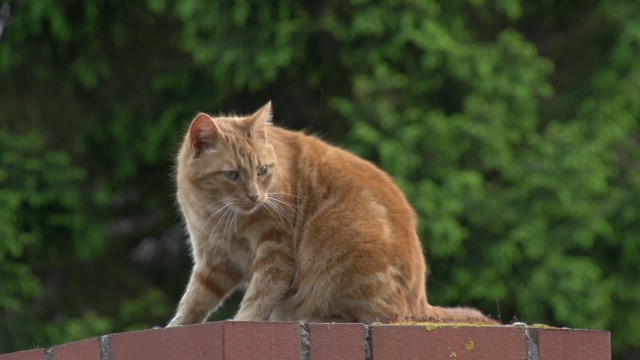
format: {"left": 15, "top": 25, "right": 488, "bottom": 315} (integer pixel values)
{"left": 1, "top": 0, "right": 639, "bottom": 358}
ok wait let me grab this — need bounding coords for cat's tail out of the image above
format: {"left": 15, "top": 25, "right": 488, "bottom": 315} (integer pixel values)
{"left": 425, "top": 304, "right": 500, "bottom": 325}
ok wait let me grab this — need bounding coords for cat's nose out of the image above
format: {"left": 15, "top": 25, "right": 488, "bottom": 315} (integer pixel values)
{"left": 246, "top": 194, "right": 258, "bottom": 203}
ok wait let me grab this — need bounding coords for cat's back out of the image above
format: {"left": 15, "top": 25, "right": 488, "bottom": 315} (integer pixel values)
{"left": 270, "top": 126, "right": 399, "bottom": 186}
{"left": 268, "top": 125, "right": 418, "bottom": 233}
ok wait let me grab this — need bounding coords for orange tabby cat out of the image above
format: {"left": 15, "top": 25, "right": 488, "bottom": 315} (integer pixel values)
{"left": 167, "top": 102, "right": 497, "bottom": 326}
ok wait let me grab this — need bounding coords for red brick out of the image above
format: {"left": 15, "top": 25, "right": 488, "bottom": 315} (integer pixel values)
{"left": 371, "top": 325, "right": 527, "bottom": 360}
{"left": 307, "top": 323, "right": 365, "bottom": 360}
{"left": 533, "top": 328, "right": 611, "bottom": 360}
{"left": 109, "top": 321, "right": 299, "bottom": 360}
{"left": 0, "top": 348, "right": 44, "bottom": 360}
{"left": 52, "top": 337, "right": 99, "bottom": 360}
{"left": 109, "top": 322, "right": 224, "bottom": 360}
{"left": 224, "top": 321, "right": 300, "bottom": 360}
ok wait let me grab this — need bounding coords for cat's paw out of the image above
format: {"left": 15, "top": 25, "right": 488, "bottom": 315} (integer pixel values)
{"left": 166, "top": 318, "right": 183, "bottom": 328}
{"left": 230, "top": 316, "right": 253, "bottom": 322}
{"left": 232, "top": 312, "right": 266, "bottom": 322}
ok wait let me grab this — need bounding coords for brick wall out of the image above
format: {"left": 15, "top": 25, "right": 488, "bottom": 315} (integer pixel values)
{"left": 0, "top": 321, "right": 610, "bottom": 360}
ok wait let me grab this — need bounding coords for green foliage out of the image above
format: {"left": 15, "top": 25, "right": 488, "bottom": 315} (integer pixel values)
{"left": 0, "top": 130, "right": 107, "bottom": 350}
{"left": 1, "top": 0, "right": 639, "bottom": 358}
{"left": 0, "top": 131, "right": 84, "bottom": 311}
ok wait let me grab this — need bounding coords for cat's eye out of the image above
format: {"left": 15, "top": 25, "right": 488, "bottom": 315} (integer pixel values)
{"left": 224, "top": 170, "right": 239, "bottom": 180}
{"left": 257, "top": 166, "right": 268, "bottom": 176}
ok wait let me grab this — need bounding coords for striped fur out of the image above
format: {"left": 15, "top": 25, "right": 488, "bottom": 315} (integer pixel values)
{"left": 167, "top": 102, "right": 497, "bottom": 326}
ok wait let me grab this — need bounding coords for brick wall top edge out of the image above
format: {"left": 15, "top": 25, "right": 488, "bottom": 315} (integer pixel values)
{"left": 104, "top": 320, "right": 304, "bottom": 337}
{"left": 368, "top": 322, "right": 609, "bottom": 333}
{"left": 0, "top": 348, "right": 45, "bottom": 360}
{"left": 0, "top": 321, "right": 611, "bottom": 359}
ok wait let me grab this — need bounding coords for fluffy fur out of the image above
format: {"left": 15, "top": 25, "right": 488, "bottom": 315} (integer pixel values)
{"left": 167, "top": 102, "right": 497, "bottom": 326}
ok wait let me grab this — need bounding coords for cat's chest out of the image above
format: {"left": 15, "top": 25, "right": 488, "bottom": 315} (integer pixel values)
{"left": 189, "top": 203, "right": 287, "bottom": 265}
{"left": 205, "top": 213, "right": 267, "bottom": 252}
{"left": 232, "top": 216, "right": 269, "bottom": 251}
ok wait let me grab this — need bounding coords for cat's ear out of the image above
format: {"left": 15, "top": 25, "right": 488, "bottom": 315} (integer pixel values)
{"left": 189, "top": 113, "right": 222, "bottom": 156}
{"left": 248, "top": 101, "right": 273, "bottom": 141}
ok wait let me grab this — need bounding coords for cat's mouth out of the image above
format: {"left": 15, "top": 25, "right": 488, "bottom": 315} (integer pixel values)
{"left": 237, "top": 200, "right": 265, "bottom": 214}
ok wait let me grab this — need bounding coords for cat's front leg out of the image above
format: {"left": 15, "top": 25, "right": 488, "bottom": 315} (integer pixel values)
{"left": 234, "top": 232, "right": 295, "bottom": 321}
{"left": 168, "top": 262, "right": 243, "bottom": 327}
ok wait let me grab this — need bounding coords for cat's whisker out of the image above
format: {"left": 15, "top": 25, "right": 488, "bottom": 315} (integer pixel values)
{"left": 222, "top": 211, "right": 232, "bottom": 257}
{"left": 261, "top": 200, "right": 278, "bottom": 221}
{"left": 265, "top": 194, "right": 298, "bottom": 228}
{"left": 201, "top": 202, "right": 231, "bottom": 245}
{"left": 268, "top": 198, "right": 292, "bottom": 221}
{"left": 207, "top": 200, "right": 233, "bottom": 224}
{"left": 265, "top": 198, "right": 295, "bottom": 233}
{"left": 209, "top": 201, "right": 233, "bottom": 232}
{"left": 268, "top": 191, "right": 299, "bottom": 202}
{"left": 210, "top": 201, "right": 235, "bottom": 243}
{"left": 263, "top": 200, "right": 290, "bottom": 231}
{"left": 228, "top": 205, "right": 240, "bottom": 257}
{"left": 267, "top": 191, "right": 302, "bottom": 200}
{"left": 267, "top": 195, "right": 301, "bottom": 218}
{"left": 221, "top": 200, "right": 242, "bottom": 256}
{"left": 194, "top": 201, "right": 229, "bottom": 240}
{"left": 232, "top": 205, "right": 239, "bottom": 235}
{"left": 269, "top": 192, "right": 305, "bottom": 216}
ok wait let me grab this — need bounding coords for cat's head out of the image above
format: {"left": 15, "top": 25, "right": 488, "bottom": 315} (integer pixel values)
{"left": 180, "top": 102, "right": 276, "bottom": 214}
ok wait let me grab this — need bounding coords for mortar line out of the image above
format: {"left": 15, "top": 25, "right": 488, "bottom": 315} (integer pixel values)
{"left": 364, "top": 325, "right": 372, "bottom": 360}
{"left": 44, "top": 347, "right": 54, "bottom": 360}
{"left": 99, "top": 335, "right": 110, "bottom": 360}
{"left": 524, "top": 326, "right": 540, "bottom": 360}
{"left": 300, "top": 323, "right": 310, "bottom": 360}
